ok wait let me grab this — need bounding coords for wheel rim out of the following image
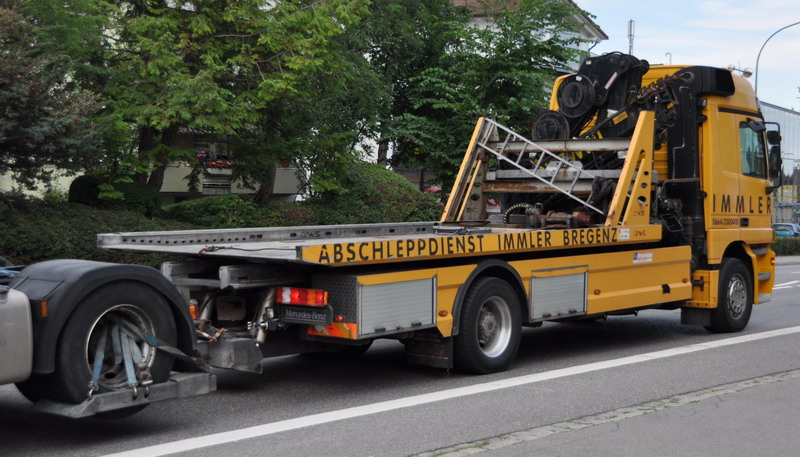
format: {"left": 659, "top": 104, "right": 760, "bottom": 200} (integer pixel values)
{"left": 727, "top": 273, "right": 747, "bottom": 319}
{"left": 85, "top": 304, "right": 157, "bottom": 390}
{"left": 476, "top": 296, "right": 513, "bottom": 358}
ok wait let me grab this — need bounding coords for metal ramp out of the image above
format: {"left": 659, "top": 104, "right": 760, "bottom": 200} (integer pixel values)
{"left": 478, "top": 118, "right": 609, "bottom": 214}
{"left": 441, "top": 117, "right": 651, "bottom": 225}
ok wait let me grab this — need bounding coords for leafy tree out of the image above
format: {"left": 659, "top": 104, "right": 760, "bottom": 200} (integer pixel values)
{"left": 99, "top": 0, "right": 370, "bottom": 195}
{"left": 348, "top": 0, "right": 470, "bottom": 165}
{"left": 390, "top": 0, "right": 585, "bottom": 188}
{"left": 22, "top": 0, "right": 377, "bottom": 204}
{"left": 5, "top": 0, "right": 586, "bottom": 208}
{"left": 221, "top": 35, "right": 385, "bottom": 202}
{"left": 0, "top": 1, "right": 103, "bottom": 189}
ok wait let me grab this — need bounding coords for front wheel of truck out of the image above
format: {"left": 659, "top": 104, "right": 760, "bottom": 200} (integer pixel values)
{"left": 707, "top": 258, "right": 753, "bottom": 333}
{"left": 454, "top": 277, "right": 522, "bottom": 374}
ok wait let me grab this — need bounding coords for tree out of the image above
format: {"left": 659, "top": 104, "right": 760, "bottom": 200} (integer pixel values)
{"left": 224, "top": 11, "right": 385, "bottom": 202}
{"left": 0, "top": 1, "right": 103, "bottom": 189}
{"left": 4, "top": 0, "right": 586, "bottom": 205}
{"left": 348, "top": 0, "right": 470, "bottom": 165}
{"left": 104, "top": 1, "right": 370, "bottom": 193}
{"left": 390, "top": 0, "right": 585, "bottom": 189}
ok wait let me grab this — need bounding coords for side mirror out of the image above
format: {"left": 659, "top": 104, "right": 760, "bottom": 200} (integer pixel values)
{"left": 765, "top": 123, "right": 782, "bottom": 193}
{"left": 766, "top": 130, "right": 781, "bottom": 144}
{"left": 768, "top": 145, "right": 782, "bottom": 179}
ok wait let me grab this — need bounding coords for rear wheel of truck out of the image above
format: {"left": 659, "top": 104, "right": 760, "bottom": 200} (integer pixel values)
{"left": 51, "top": 282, "right": 176, "bottom": 407}
{"left": 707, "top": 258, "right": 753, "bottom": 333}
{"left": 454, "top": 277, "right": 522, "bottom": 374}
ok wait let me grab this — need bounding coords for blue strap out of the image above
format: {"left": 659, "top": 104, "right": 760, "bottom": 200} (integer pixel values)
{"left": 109, "top": 314, "right": 211, "bottom": 372}
{"left": 118, "top": 326, "right": 139, "bottom": 388}
{"left": 89, "top": 328, "right": 108, "bottom": 392}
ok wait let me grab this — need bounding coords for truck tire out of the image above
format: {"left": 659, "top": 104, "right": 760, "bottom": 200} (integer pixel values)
{"left": 49, "top": 281, "right": 177, "bottom": 404}
{"left": 454, "top": 277, "right": 522, "bottom": 374}
{"left": 707, "top": 258, "right": 753, "bottom": 333}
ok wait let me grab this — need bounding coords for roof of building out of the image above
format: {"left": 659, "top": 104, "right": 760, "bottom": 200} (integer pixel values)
{"left": 451, "top": 0, "right": 608, "bottom": 40}
{"left": 761, "top": 101, "right": 800, "bottom": 116}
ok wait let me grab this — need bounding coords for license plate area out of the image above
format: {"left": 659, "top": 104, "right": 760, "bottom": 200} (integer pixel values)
{"left": 281, "top": 305, "right": 333, "bottom": 325}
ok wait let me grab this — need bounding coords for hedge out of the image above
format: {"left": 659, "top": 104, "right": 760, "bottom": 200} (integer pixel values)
{"left": 3, "top": 162, "right": 444, "bottom": 264}
{"left": 0, "top": 195, "right": 193, "bottom": 266}
{"left": 162, "top": 162, "right": 442, "bottom": 228}
{"left": 304, "top": 161, "right": 441, "bottom": 225}
{"left": 161, "top": 193, "right": 262, "bottom": 228}
{"left": 772, "top": 237, "right": 800, "bottom": 256}
{"left": 69, "top": 175, "right": 163, "bottom": 217}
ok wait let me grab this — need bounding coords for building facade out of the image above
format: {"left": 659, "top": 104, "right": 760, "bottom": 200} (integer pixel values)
{"left": 761, "top": 101, "right": 800, "bottom": 223}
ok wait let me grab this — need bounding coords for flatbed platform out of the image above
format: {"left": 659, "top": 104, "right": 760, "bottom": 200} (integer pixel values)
{"left": 98, "top": 222, "right": 663, "bottom": 266}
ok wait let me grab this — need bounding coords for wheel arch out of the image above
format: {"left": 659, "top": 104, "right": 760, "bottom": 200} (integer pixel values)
{"left": 451, "top": 259, "right": 528, "bottom": 336}
{"left": 721, "top": 241, "right": 773, "bottom": 304}
{"left": 720, "top": 242, "right": 755, "bottom": 281}
{"left": 9, "top": 260, "right": 196, "bottom": 375}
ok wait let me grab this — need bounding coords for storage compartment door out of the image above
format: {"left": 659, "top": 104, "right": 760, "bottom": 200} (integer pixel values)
{"left": 530, "top": 266, "right": 587, "bottom": 320}
{"left": 359, "top": 277, "right": 436, "bottom": 337}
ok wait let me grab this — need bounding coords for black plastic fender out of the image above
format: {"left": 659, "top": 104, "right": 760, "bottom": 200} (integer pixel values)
{"left": 450, "top": 259, "right": 528, "bottom": 336}
{"left": 9, "top": 259, "right": 196, "bottom": 374}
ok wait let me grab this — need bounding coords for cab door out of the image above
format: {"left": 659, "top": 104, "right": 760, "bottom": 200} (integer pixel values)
{"left": 736, "top": 117, "right": 773, "bottom": 243}
{"left": 704, "top": 110, "right": 743, "bottom": 236}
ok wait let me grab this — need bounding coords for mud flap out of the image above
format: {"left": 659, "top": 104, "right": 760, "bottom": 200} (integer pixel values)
{"left": 405, "top": 333, "right": 453, "bottom": 369}
{"left": 681, "top": 307, "right": 712, "bottom": 326}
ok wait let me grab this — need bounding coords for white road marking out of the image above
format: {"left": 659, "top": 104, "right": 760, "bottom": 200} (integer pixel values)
{"left": 103, "top": 326, "right": 800, "bottom": 457}
{"left": 774, "top": 280, "right": 800, "bottom": 287}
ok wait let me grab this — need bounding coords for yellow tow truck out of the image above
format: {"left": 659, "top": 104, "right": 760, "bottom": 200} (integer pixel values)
{"left": 3, "top": 53, "right": 782, "bottom": 415}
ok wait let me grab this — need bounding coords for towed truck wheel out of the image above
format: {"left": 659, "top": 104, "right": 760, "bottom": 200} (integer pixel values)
{"left": 454, "top": 277, "right": 522, "bottom": 374}
{"left": 707, "top": 258, "right": 753, "bottom": 333}
{"left": 20, "top": 282, "right": 177, "bottom": 410}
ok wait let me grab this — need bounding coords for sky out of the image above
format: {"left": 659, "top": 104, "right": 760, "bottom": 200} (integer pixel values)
{"left": 574, "top": 0, "right": 800, "bottom": 110}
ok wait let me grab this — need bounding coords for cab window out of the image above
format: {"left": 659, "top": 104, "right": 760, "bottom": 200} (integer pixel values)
{"left": 739, "top": 122, "right": 767, "bottom": 178}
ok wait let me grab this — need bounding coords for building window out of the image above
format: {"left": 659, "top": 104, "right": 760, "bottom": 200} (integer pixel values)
{"left": 739, "top": 122, "right": 767, "bottom": 179}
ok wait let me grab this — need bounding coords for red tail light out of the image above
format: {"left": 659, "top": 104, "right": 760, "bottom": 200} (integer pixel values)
{"left": 276, "top": 287, "right": 329, "bottom": 306}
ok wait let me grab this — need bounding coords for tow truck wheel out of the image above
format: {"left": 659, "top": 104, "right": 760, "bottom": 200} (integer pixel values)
{"left": 50, "top": 281, "right": 177, "bottom": 405}
{"left": 454, "top": 277, "right": 522, "bottom": 374}
{"left": 707, "top": 258, "right": 753, "bottom": 333}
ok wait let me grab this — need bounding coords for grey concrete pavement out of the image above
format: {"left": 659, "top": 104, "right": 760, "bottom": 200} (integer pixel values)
{"left": 420, "top": 370, "right": 800, "bottom": 457}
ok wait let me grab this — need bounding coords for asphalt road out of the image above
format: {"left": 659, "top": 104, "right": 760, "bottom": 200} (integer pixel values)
{"left": 2, "top": 262, "right": 800, "bottom": 457}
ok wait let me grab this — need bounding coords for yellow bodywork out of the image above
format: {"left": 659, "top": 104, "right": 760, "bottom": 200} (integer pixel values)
{"left": 441, "top": 119, "right": 488, "bottom": 223}
{"left": 309, "top": 64, "right": 777, "bottom": 342}
{"left": 604, "top": 110, "right": 655, "bottom": 226}
{"left": 300, "top": 225, "right": 663, "bottom": 266}
{"left": 551, "top": 64, "right": 776, "bottom": 308}
{"left": 317, "top": 246, "right": 692, "bottom": 338}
